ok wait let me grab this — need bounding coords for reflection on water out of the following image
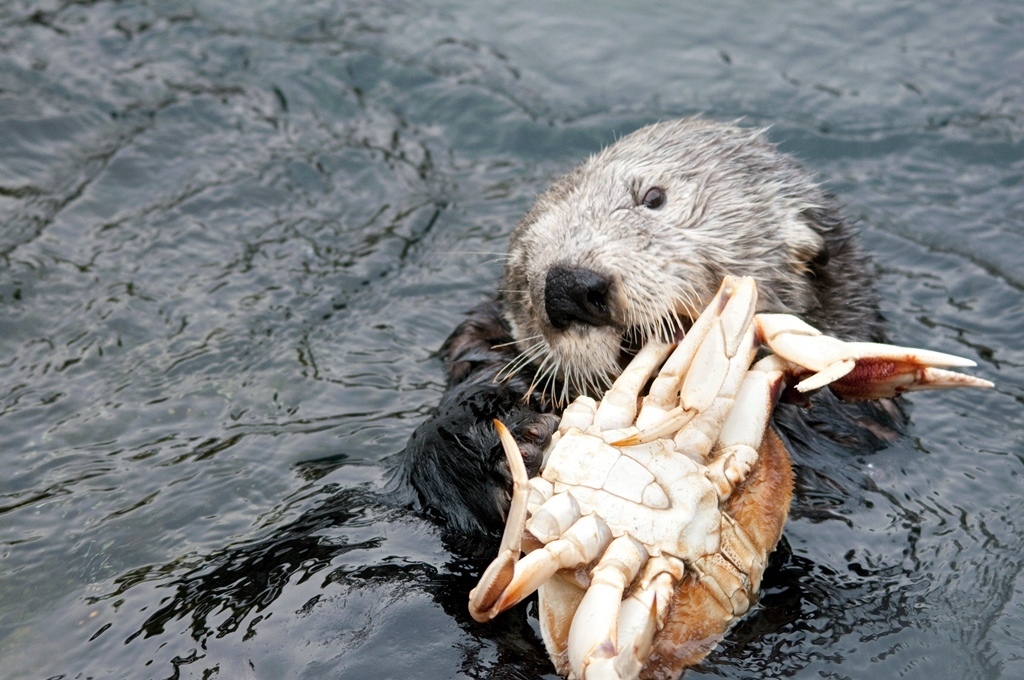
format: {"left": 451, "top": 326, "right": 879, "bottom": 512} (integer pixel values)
{"left": 1, "top": 1, "right": 1022, "bottom": 678}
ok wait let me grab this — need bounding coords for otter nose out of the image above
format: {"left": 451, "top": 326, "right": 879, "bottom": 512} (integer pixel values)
{"left": 544, "top": 265, "right": 614, "bottom": 330}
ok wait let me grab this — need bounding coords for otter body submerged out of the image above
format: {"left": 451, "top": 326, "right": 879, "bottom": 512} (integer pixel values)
{"left": 398, "top": 117, "right": 899, "bottom": 547}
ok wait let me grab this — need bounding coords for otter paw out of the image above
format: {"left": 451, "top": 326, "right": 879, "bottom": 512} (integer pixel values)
{"left": 504, "top": 411, "right": 560, "bottom": 476}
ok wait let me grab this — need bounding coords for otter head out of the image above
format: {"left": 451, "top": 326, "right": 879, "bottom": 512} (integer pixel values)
{"left": 501, "top": 118, "right": 832, "bottom": 403}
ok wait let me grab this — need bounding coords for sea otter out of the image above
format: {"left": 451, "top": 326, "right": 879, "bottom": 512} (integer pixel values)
{"left": 396, "top": 117, "right": 901, "bottom": 550}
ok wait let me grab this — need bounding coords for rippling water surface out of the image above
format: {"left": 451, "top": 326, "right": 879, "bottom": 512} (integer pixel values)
{"left": 1, "top": 1, "right": 1022, "bottom": 678}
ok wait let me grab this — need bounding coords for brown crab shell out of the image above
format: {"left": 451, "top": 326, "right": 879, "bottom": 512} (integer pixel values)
{"left": 539, "top": 427, "right": 794, "bottom": 679}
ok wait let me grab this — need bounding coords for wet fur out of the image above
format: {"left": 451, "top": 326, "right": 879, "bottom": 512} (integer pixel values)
{"left": 396, "top": 118, "right": 904, "bottom": 549}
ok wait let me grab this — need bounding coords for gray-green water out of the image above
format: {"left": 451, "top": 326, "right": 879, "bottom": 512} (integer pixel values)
{"left": 1, "top": 1, "right": 1022, "bottom": 678}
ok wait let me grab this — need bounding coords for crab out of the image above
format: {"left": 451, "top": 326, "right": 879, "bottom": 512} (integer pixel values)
{"left": 468, "top": 276, "right": 992, "bottom": 680}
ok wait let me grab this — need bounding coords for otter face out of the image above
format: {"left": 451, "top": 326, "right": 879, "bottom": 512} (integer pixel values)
{"left": 501, "top": 118, "right": 830, "bottom": 403}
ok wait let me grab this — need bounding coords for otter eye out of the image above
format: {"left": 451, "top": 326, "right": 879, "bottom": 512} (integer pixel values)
{"left": 641, "top": 187, "right": 666, "bottom": 210}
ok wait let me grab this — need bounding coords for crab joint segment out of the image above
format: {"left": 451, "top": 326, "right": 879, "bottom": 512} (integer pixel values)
{"left": 567, "top": 535, "right": 649, "bottom": 679}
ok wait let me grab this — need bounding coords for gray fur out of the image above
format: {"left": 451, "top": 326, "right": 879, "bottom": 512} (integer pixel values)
{"left": 500, "top": 118, "right": 883, "bottom": 403}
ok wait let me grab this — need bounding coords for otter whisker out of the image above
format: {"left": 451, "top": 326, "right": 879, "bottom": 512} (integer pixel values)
{"left": 497, "top": 340, "right": 547, "bottom": 383}
{"left": 443, "top": 250, "right": 512, "bottom": 259}
{"left": 526, "top": 353, "right": 555, "bottom": 403}
{"left": 676, "top": 282, "right": 702, "bottom": 320}
{"left": 496, "top": 340, "right": 546, "bottom": 381}
{"left": 548, "top": 360, "right": 564, "bottom": 407}
{"left": 492, "top": 334, "right": 544, "bottom": 350}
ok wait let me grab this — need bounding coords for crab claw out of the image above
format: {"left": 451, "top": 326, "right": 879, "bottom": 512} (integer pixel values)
{"left": 755, "top": 313, "right": 994, "bottom": 400}
{"left": 469, "top": 420, "right": 532, "bottom": 622}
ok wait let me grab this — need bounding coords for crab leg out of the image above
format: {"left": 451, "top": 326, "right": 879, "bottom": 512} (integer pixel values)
{"left": 559, "top": 394, "right": 599, "bottom": 435}
{"left": 670, "top": 314, "right": 760, "bottom": 463}
{"left": 593, "top": 340, "right": 674, "bottom": 433}
{"left": 756, "top": 313, "right": 994, "bottom": 399}
{"left": 484, "top": 512, "right": 611, "bottom": 612}
{"left": 679, "top": 277, "right": 758, "bottom": 413}
{"left": 703, "top": 355, "right": 787, "bottom": 500}
{"left": 567, "top": 535, "right": 649, "bottom": 679}
{"left": 622, "top": 276, "right": 760, "bottom": 449}
{"left": 609, "top": 556, "right": 686, "bottom": 679}
{"left": 468, "top": 420, "right": 534, "bottom": 622}
{"left": 634, "top": 278, "right": 736, "bottom": 431}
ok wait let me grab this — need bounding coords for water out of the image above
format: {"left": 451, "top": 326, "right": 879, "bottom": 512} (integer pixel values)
{"left": 0, "top": 1, "right": 1021, "bottom": 677}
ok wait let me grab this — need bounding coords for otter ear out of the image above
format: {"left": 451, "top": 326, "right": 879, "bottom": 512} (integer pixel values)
{"left": 810, "top": 242, "right": 830, "bottom": 268}
{"left": 781, "top": 217, "right": 828, "bottom": 275}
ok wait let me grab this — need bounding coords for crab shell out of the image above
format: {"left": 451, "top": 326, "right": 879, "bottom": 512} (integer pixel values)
{"left": 539, "top": 426, "right": 793, "bottom": 676}
{"left": 469, "top": 276, "right": 991, "bottom": 680}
